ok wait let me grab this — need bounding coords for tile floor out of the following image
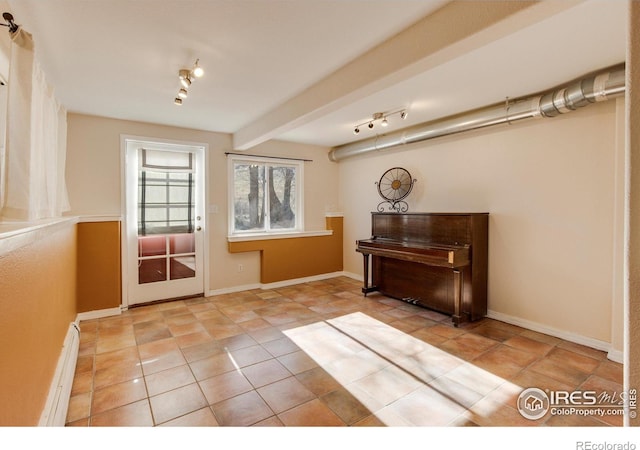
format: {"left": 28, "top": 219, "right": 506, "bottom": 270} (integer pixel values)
{"left": 66, "top": 276, "right": 624, "bottom": 427}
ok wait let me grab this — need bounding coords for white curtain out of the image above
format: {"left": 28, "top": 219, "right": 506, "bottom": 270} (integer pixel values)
{"left": 1, "top": 27, "right": 69, "bottom": 221}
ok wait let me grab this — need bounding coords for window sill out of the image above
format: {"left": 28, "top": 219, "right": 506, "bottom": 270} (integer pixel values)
{"left": 227, "top": 230, "right": 333, "bottom": 243}
{"left": 0, "top": 217, "right": 79, "bottom": 257}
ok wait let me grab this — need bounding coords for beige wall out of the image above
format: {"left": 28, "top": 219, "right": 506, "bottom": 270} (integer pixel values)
{"left": 65, "top": 113, "right": 340, "bottom": 292}
{"left": 339, "top": 100, "right": 623, "bottom": 348}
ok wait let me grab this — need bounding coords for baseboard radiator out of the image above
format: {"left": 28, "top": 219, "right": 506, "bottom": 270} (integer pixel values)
{"left": 39, "top": 322, "right": 80, "bottom": 426}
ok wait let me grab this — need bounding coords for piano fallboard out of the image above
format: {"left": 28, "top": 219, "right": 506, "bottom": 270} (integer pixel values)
{"left": 356, "top": 237, "right": 469, "bottom": 268}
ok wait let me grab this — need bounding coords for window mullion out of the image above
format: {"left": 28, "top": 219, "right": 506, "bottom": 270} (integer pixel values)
{"left": 263, "top": 163, "right": 270, "bottom": 232}
{"left": 165, "top": 172, "right": 170, "bottom": 230}
{"left": 140, "top": 171, "right": 147, "bottom": 235}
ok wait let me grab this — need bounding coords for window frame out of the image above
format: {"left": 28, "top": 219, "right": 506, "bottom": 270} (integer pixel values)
{"left": 228, "top": 154, "right": 304, "bottom": 236}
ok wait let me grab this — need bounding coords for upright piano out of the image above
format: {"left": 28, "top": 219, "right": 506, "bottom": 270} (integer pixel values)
{"left": 356, "top": 212, "right": 488, "bottom": 326}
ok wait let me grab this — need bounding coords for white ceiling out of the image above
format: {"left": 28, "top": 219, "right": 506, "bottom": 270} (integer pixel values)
{"left": 3, "top": 0, "right": 628, "bottom": 150}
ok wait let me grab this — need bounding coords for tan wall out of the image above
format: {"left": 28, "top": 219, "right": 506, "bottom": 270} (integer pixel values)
{"left": 0, "top": 222, "right": 77, "bottom": 425}
{"left": 77, "top": 221, "right": 121, "bottom": 312}
{"left": 65, "top": 114, "right": 340, "bottom": 294}
{"left": 229, "top": 216, "right": 343, "bottom": 283}
{"left": 339, "top": 100, "right": 623, "bottom": 345}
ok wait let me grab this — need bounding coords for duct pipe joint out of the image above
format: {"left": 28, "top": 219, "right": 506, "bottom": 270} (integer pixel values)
{"left": 593, "top": 73, "right": 611, "bottom": 102}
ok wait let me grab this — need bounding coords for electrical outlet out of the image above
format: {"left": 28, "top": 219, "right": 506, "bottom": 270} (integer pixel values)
{"left": 238, "top": 264, "right": 244, "bottom": 272}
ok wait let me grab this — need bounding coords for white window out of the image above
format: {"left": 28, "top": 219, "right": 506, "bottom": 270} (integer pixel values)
{"left": 138, "top": 149, "right": 196, "bottom": 236}
{"left": 229, "top": 155, "right": 303, "bottom": 235}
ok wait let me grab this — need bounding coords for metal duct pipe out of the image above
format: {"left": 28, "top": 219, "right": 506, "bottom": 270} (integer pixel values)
{"left": 328, "top": 64, "right": 626, "bottom": 162}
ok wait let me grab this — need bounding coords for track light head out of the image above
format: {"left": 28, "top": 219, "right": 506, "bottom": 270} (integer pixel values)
{"left": 178, "top": 68, "right": 192, "bottom": 88}
{"left": 174, "top": 97, "right": 183, "bottom": 105}
{"left": 354, "top": 127, "right": 360, "bottom": 135}
{"left": 381, "top": 117, "right": 388, "bottom": 127}
{"left": 368, "top": 122, "right": 374, "bottom": 129}
{"left": 178, "top": 88, "right": 188, "bottom": 99}
{"left": 192, "top": 59, "right": 204, "bottom": 78}
{"left": 400, "top": 110, "right": 407, "bottom": 120}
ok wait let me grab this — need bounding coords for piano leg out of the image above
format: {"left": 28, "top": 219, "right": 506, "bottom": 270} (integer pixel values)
{"left": 452, "top": 269, "right": 463, "bottom": 327}
{"left": 361, "top": 253, "right": 377, "bottom": 296}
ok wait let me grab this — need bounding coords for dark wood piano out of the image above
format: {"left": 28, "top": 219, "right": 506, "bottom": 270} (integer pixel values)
{"left": 356, "top": 212, "right": 488, "bottom": 326}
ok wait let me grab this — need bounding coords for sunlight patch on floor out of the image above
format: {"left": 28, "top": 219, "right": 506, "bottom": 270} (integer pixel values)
{"left": 284, "top": 312, "right": 522, "bottom": 426}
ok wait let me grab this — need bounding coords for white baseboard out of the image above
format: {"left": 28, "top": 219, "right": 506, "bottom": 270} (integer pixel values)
{"left": 208, "top": 283, "right": 261, "bottom": 296}
{"left": 486, "top": 309, "right": 621, "bottom": 362}
{"left": 207, "top": 271, "right": 350, "bottom": 296}
{"left": 261, "top": 271, "right": 346, "bottom": 289}
{"left": 39, "top": 322, "right": 80, "bottom": 426}
{"left": 76, "top": 306, "right": 122, "bottom": 321}
{"left": 607, "top": 348, "right": 624, "bottom": 364}
{"left": 341, "top": 271, "right": 363, "bottom": 282}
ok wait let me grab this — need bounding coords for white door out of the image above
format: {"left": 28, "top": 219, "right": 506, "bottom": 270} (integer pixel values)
{"left": 123, "top": 137, "right": 206, "bottom": 306}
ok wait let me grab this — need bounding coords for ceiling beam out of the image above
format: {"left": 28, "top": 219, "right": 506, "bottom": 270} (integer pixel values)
{"left": 232, "top": 0, "right": 582, "bottom": 151}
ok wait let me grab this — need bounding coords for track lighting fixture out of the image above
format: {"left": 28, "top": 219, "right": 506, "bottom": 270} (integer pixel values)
{"left": 174, "top": 59, "right": 204, "bottom": 105}
{"left": 352, "top": 109, "right": 407, "bottom": 135}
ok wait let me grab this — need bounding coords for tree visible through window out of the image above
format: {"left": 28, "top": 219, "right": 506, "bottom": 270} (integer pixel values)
{"left": 232, "top": 157, "right": 301, "bottom": 233}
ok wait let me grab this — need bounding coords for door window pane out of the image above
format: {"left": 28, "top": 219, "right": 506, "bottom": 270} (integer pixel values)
{"left": 138, "top": 155, "right": 195, "bottom": 236}
{"left": 139, "top": 258, "right": 166, "bottom": 284}
{"left": 138, "top": 235, "right": 166, "bottom": 257}
{"left": 170, "top": 234, "right": 195, "bottom": 254}
{"left": 170, "top": 256, "right": 196, "bottom": 280}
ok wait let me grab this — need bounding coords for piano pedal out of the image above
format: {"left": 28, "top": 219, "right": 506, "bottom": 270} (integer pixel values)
{"left": 402, "top": 297, "right": 420, "bottom": 305}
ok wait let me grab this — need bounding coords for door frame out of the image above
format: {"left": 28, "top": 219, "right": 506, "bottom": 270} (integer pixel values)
{"left": 120, "top": 134, "right": 209, "bottom": 309}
